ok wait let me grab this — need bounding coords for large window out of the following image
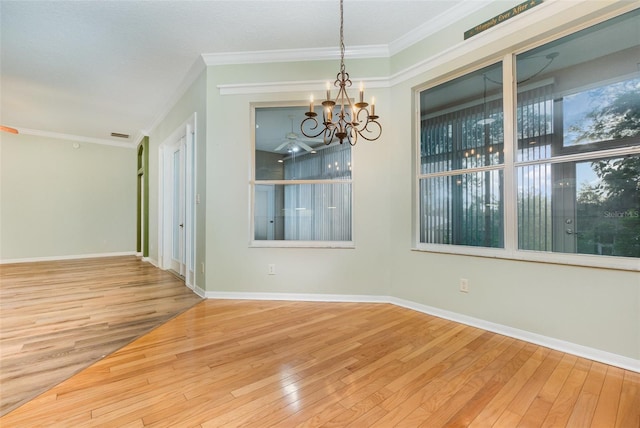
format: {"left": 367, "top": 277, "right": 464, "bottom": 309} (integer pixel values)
{"left": 253, "top": 106, "right": 352, "bottom": 245}
{"left": 417, "top": 8, "right": 639, "bottom": 267}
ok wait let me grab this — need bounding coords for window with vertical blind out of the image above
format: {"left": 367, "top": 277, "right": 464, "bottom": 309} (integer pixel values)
{"left": 252, "top": 106, "right": 353, "bottom": 246}
{"left": 416, "top": 8, "right": 639, "bottom": 269}
{"left": 419, "top": 62, "right": 505, "bottom": 248}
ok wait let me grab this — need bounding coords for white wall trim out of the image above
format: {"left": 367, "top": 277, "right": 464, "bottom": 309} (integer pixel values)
{"left": 201, "top": 291, "right": 640, "bottom": 373}
{"left": 218, "top": 76, "right": 390, "bottom": 96}
{"left": 0, "top": 251, "right": 137, "bottom": 264}
{"left": 205, "top": 291, "right": 388, "bottom": 303}
{"left": 388, "top": 0, "right": 493, "bottom": 55}
{"left": 194, "top": 285, "right": 206, "bottom": 298}
{"left": 203, "top": 45, "right": 389, "bottom": 67}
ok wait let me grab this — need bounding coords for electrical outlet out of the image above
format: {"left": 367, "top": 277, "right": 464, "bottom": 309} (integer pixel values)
{"left": 201, "top": 262, "right": 205, "bottom": 274}
{"left": 268, "top": 264, "right": 276, "bottom": 275}
{"left": 459, "top": 278, "right": 469, "bottom": 293}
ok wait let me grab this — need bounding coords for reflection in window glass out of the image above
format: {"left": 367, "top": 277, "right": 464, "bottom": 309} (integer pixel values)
{"left": 254, "top": 106, "right": 352, "bottom": 242}
{"left": 420, "top": 62, "right": 504, "bottom": 175}
{"left": 576, "top": 157, "right": 640, "bottom": 257}
{"left": 420, "top": 171, "right": 503, "bottom": 248}
{"left": 564, "top": 78, "right": 640, "bottom": 147}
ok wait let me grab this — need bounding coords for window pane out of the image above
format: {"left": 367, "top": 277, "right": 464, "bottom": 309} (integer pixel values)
{"left": 564, "top": 78, "right": 640, "bottom": 147}
{"left": 420, "top": 170, "right": 504, "bottom": 248}
{"left": 255, "top": 106, "right": 351, "bottom": 181}
{"left": 576, "top": 156, "right": 639, "bottom": 257}
{"left": 517, "top": 164, "right": 552, "bottom": 251}
{"left": 254, "top": 183, "right": 351, "bottom": 241}
{"left": 516, "top": 8, "right": 640, "bottom": 159}
{"left": 420, "top": 62, "right": 504, "bottom": 174}
{"left": 518, "top": 155, "right": 639, "bottom": 258}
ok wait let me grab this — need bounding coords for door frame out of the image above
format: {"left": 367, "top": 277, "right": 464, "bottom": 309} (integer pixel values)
{"left": 158, "top": 113, "right": 197, "bottom": 289}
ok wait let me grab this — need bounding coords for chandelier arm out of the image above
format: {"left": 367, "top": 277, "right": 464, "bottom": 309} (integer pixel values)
{"left": 356, "top": 120, "right": 382, "bottom": 141}
{"left": 300, "top": 116, "right": 326, "bottom": 139}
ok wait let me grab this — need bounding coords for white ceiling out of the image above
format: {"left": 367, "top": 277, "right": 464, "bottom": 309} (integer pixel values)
{"left": 0, "top": 0, "right": 492, "bottom": 146}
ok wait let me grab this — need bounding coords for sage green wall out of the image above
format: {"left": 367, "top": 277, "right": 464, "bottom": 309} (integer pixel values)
{"left": 200, "top": 1, "right": 639, "bottom": 362}
{"left": 148, "top": 67, "right": 207, "bottom": 288}
{"left": 205, "top": 62, "right": 391, "bottom": 296}
{"left": 0, "top": 133, "right": 136, "bottom": 260}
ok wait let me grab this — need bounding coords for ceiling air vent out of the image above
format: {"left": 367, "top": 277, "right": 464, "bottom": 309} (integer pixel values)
{"left": 110, "top": 132, "right": 130, "bottom": 139}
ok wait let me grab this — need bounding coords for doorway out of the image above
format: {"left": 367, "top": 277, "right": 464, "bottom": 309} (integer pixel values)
{"left": 159, "top": 115, "right": 196, "bottom": 289}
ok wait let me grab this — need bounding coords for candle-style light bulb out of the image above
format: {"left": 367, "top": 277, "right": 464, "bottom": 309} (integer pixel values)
{"left": 310, "top": 95, "right": 314, "bottom": 113}
{"left": 359, "top": 82, "right": 364, "bottom": 103}
{"left": 326, "top": 82, "right": 331, "bottom": 101}
{"left": 371, "top": 97, "right": 375, "bottom": 116}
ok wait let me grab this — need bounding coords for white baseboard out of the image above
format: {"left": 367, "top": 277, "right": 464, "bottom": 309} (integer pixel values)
{"left": 0, "top": 251, "right": 137, "bottom": 264}
{"left": 142, "top": 257, "right": 159, "bottom": 267}
{"left": 194, "top": 285, "right": 207, "bottom": 298}
{"left": 204, "top": 291, "right": 388, "bottom": 303}
{"left": 202, "top": 291, "right": 639, "bottom": 373}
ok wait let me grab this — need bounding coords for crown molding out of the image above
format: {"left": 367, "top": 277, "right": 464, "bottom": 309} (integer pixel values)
{"left": 217, "top": 76, "right": 390, "bottom": 96}
{"left": 17, "top": 128, "right": 137, "bottom": 149}
{"left": 202, "top": 45, "right": 389, "bottom": 66}
{"left": 388, "top": 0, "right": 494, "bottom": 55}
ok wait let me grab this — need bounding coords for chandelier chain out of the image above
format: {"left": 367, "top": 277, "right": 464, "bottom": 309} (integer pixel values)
{"left": 339, "top": 0, "right": 345, "bottom": 74}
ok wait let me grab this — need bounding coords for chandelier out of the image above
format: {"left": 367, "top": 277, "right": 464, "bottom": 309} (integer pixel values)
{"left": 301, "top": 0, "right": 382, "bottom": 146}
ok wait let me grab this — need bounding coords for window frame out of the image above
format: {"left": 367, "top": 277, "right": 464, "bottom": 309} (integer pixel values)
{"left": 250, "top": 102, "right": 356, "bottom": 249}
{"left": 413, "top": 15, "right": 640, "bottom": 271}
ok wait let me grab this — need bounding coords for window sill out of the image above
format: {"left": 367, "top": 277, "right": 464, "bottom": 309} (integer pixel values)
{"left": 250, "top": 240, "right": 356, "bottom": 249}
{"left": 412, "top": 244, "right": 639, "bottom": 272}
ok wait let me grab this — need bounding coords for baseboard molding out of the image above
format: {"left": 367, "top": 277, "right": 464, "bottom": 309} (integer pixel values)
{"left": 142, "top": 257, "right": 159, "bottom": 267}
{"left": 0, "top": 251, "right": 137, "bottom": 264}
{"left": 194, "top": 285, "right": 207, "bottom": 298}
{"left": 204, "top": 291, "right": 388, "bottom": 303}
{"left": 203, "top": 291, "right": 639, "bottom": 373}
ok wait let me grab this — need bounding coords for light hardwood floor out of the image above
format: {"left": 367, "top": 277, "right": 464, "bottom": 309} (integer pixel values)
{"left": 1, "top": 259, "right": 639, "bottom": 426}
{"left": 0, "top": 256, "right": 202, "bottom": 416}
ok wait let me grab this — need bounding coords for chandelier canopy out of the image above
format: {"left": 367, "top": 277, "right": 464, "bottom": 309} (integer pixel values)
{"left": 301, "top": 0, "right": 382, "bottom": 146}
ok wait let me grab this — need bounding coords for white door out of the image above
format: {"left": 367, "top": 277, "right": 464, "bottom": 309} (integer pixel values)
{"left": 254, "top": 185, "right": 275, "bottom": 240}
{"left": 170, "top": 138, "right": 187, "bottom": 276}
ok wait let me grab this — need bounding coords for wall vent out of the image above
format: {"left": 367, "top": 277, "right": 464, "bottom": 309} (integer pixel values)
{"left": 110, "top": 132, "right": 130, "bottom": 139}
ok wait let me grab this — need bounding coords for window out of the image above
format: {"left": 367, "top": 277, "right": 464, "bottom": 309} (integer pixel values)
{"left": 252, "top": 106, "right": 353, "bottom": 245}
{"left": 417, "top": 8, "right": 639, "bottom": 267}
{"left": 419, "top": 62, "right": 504, "bottom": 248}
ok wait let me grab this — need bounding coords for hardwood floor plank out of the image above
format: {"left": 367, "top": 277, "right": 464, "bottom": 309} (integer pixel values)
{"left": 615, "top": 370, "right": 640, "bottom": 428}
{"left": 566, "top": 361, "right": 607, "bottom": 427}
{"left": 541, "top": 358, "right": 591, "bottom": 427}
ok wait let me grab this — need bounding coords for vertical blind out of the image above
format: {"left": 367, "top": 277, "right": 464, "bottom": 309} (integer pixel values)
{"left": 420, "top": 96, "right": 504, "bottom": 247}
{"left": 282, "top": 144, "right": 352, "bottom": 241}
